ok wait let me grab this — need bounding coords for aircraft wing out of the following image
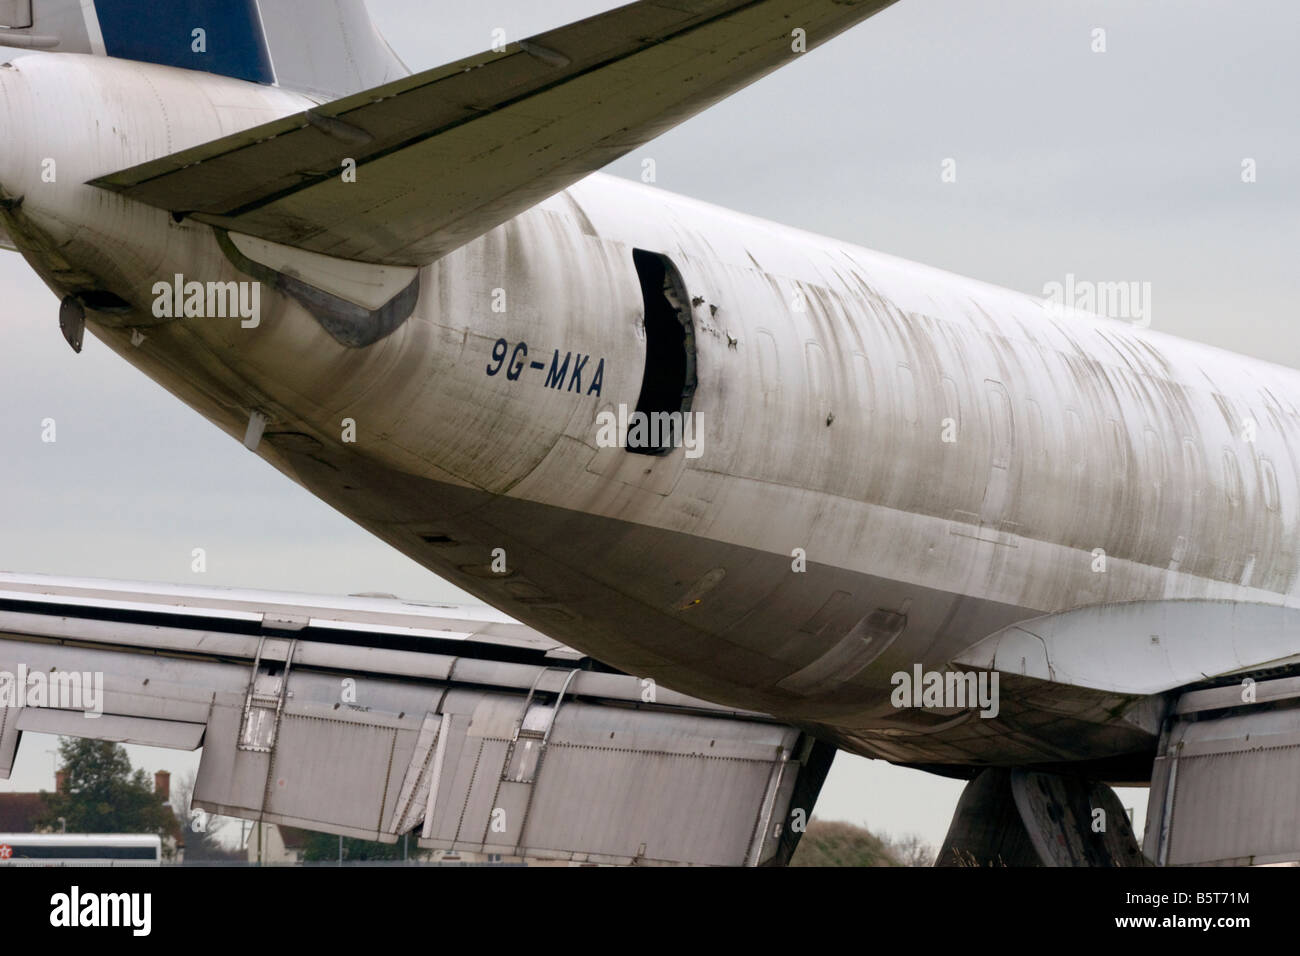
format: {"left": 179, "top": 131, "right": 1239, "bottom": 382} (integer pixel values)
{"left": 87, "top": 0, "right": 898, "bottom": 266}
{"left": 952, "top": 600, "right": 1300, "bottom": 866}
{"left": 0, "top": 573, "right": 832, "bottom": 865}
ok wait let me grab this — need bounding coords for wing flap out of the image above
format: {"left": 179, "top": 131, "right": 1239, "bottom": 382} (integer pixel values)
{"left": 0, "top": 573, "right": 827, "bottom": 865}
{"left": 89, "top": 0, "right": 898, "bottom": 265}
{"left": 954, "top": 600, "right": 1300, "bottom": 695}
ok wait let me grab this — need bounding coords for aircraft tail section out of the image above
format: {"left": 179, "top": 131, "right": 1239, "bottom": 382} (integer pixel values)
{"left": 0, "top": 0, "right": 406, "bottom": 96}
{"left": 90, "top": 0, "right": 899, "bottom": 267}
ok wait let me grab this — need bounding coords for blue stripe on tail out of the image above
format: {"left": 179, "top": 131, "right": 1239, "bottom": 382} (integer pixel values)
{"left": 94, "top": 0, "right": 274, "bottom": 85}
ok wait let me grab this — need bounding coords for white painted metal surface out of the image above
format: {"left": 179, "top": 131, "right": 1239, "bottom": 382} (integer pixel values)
{"left": 955, "top": 600, "right": 1300, "bottom": 695}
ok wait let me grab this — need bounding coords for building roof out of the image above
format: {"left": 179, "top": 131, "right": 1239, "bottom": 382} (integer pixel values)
{"left": 0, "top": 792, "right": 50, "bottom": 832}
{"left": 277, "top": 826, "right": 313, "bottom": 849}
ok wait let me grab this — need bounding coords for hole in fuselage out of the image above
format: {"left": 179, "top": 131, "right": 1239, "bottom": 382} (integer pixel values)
{"left": 630, "top": 249, "right": 696, "bottom": 456}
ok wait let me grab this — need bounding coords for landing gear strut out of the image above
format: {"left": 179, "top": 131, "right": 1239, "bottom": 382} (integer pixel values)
{"left": 937, "top": 768, "right": 1146, "bottom": 866}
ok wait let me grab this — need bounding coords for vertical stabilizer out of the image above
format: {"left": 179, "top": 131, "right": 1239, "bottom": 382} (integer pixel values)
{"left": 0, "top": 0, "right": 407, "bottom": 97}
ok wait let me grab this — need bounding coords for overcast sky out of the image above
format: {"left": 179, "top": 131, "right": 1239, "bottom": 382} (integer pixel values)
{"left": 3, "top": 0, "right": 1299, "bottom": 851}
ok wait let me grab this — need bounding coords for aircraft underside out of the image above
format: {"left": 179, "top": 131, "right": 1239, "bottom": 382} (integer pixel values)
{"left": 234, "top": 426, "right": 1167, "bottom": 772}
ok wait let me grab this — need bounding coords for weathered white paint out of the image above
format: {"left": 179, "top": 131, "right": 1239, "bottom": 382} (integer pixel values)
{"left": 2, "top": 53, "right": 1297, "bottom": 767}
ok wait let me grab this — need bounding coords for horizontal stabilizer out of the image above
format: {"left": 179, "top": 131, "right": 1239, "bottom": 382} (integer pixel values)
{"left": 89, "top": 0, "right": 897, "bottom": 265}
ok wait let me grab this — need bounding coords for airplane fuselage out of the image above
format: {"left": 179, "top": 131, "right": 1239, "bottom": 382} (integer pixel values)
{"left": 4, "top": 53, "right": 1298, "bottom": 774}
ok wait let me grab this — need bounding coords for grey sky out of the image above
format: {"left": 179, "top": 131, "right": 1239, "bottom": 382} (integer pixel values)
{"left": 3, "top": 0, "right": 1298, "bottom": 849}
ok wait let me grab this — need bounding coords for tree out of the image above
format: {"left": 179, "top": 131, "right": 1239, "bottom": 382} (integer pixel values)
{"left": 170, "top": 769, "right": 244, "bottom": 862}
{"left": 37, "top": 738, "right": 178, "bottom": 852}
{"left": 790, "top": 819, "right": 902, "bottom": 866}
{"left": 300, "top": 831, "right": 408, "bottom": 863}
{"left": 789, "top": 820, "right": 938, "bottom": 866}
{"left": 882, "top": 831, "right": 937, "bottom": 867}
